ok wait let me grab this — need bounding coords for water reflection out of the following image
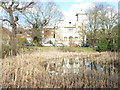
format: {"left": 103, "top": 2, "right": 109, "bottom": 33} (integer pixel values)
{"left": 44, "top": 57, "right": 118, "bottom": 75}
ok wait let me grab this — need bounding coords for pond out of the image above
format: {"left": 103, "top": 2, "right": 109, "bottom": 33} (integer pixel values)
{"left": 43, "top": 57, "right": 119, "bottom": 75}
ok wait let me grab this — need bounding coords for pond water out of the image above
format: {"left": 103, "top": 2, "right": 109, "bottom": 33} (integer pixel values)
{"left": 43, "top": 57, "right": 119, "bottom": 75}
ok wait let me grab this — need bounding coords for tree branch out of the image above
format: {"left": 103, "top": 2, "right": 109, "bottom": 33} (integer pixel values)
{"left": 16, "top": 2, "right": 35, "bottom": 12}
{"left": 22, "top": 13, "right": 34, "bottom": 25}
{"left": 0, "top": 2, "right": 11, "bottom": 13}
{"left": 8, "top": 1, "right": 15, "bottom": 9}
{"left": 13, "top": 3, "right": 19, "bottom": 10}
{"left": 0, "top": 18, "right": 11, "bottom": 24}
{"left": 0, "top": 2, "right": 6, "bottom": 9}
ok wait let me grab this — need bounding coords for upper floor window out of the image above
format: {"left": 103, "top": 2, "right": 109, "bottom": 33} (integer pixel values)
{"left": 64, "top": 37, "right": 67, "bottom": 40}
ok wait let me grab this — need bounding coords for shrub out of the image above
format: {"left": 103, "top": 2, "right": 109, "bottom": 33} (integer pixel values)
{"left": 18, "top": 38, "right": 28, "bottom": 46}
{"left": 95, "top": 38, "right": 118, "bottom": 52}
{"left": 95, "top": 38, "right": 108, "bottom": 52}
{"left": 33, "top": 36, "right": 42, "bottom": 46}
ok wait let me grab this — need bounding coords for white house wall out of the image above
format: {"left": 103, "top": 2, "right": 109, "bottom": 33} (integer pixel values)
{"left": 53, "top": 26, "right": 86, "bottom": 46}
{"left": 43, "top": 15, "right": 87, "bottom": 46}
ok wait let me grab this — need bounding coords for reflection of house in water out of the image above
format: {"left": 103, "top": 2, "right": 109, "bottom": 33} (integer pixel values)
{"left": 45, "top": 57, "right": 82, "bottom": 75}
{"left": 45, "top": 57, "right": 116, "bottom": 75}
{"left": 45, "top": 61, "right": 60, "bottom": 75}
{"left": 46, "top": 62, "right": 56, "bottom": 74}
{"left": 62, "top": 57, "right": 80, "bottom": 74}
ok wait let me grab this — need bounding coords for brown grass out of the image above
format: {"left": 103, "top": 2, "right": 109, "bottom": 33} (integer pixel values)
{"left": 0, "top": 49, "right": 119, "bottom": 88}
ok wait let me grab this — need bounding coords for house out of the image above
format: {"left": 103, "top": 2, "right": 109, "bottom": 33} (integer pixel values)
{"left": 44, "top": 27, "right": 55, "bottom": 39}
{"left": 57, "top": 21, "right": 85, "bottom": 46}
{"left": 16, "top": 27, "right": 33, "bottom": 43}
{"left": 42, "top": 27, "right": 56, "bottom": 44}
{"left": 42, "top": 20, "right": 86, "bottom": 46}
{"left": 0, "top": 25, "right": 33, "bottom": 45}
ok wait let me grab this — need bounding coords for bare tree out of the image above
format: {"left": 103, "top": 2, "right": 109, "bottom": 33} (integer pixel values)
{"left": 77, "top": 21, "right": 87, "bottom": 45}
{"left": 23, "top": 2, "right": 63, "bottom": 43}
{"left": 98, "top": 4, "right": 118, "bottom": 39}
{"left": 86, "top": 3, "right": 118, "bottom": 47}
{"left": 0, "top": 0, "right": 34, "bottom": 56}
{"left": 86, "top": 5, "right": 100, "bottom": 46}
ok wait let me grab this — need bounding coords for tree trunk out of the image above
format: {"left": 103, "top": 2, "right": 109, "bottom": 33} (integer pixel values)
{"left": 10, "top": 26, "right": 17, "bottom": 56}
{"left": 9, "top": 13, "right": 17, "bottom": 56}
{"left": 0, "top": 26, "right": 2, "bottom": 58}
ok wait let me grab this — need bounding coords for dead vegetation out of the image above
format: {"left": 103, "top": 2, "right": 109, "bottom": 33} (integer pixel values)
{"left": 0, "top": 49, "right": 119, "bottom": 88}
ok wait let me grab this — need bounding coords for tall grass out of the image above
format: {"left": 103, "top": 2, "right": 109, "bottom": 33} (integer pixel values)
{"left": 2, "top": 46, "right": 94, "bottom": 59}
{"left": 0, "top": 49, "right": 119, "bottom": 88}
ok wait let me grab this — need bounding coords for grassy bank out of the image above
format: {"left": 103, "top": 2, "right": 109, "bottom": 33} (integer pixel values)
{"left": 22, "top": 46, "right": 94, "bottom": 53}
{"left": 2, "top": 46, "right": 95, "bottom": 58}
{"left": 58, "top": 47, "right": 94, "bottom": 52}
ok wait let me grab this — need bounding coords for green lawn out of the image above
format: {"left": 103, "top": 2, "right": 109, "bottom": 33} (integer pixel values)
{"left": 23, "top": 46, "right": 94, "bottom": 52}
{"left": 58, "top": 47, "right": 94, "bottom": 52}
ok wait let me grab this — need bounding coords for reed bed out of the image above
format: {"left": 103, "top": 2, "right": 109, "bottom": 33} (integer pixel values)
{"left": 0, "top": 49, "right": 119, "bottom": 88}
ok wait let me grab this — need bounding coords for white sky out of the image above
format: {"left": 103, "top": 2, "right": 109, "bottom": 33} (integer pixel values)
{"left": 0, "top": 0, "right": 118, "bottom": 28}
{"left": 56, "top": 0, "right": 118, "bottom": 27}
{"left": 62, "top": 3, "right": 94, "bottom": 25}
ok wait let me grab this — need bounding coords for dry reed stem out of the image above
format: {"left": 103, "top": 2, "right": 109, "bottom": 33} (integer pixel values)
{"left": 0, "top": 50, "right": 119, "bottom": 88}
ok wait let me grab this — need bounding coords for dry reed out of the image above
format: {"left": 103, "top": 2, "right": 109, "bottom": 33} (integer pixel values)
{"left": 0, "top": 49, "right": 119, "bottom": 88}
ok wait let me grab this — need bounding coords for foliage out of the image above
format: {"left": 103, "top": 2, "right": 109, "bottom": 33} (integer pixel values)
{"left": 32, "top": 36, "right": 42, "bottom": 46}
{"left": 86, "top": 3, "right": 118, "bottom": 51}
{"left": 95, "top": 38, "right": 118, "bottom": 52}
{"left": 95, "top": 38, "right": 108, "bottom": 52}
{"left": 18, "top": 38, "right": 28, "bottom": 45}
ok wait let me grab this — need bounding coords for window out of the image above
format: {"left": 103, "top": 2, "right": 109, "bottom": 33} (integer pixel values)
{"left": 69, "top": 36, "right": 73, "bottom": 39}
{"left": 64, "top": 37, "right": 67, "bottom": 40}
{"left": 74, "top": 37, "right": 78, "bottom": 41}
{"left": 75, "top": 37, "right": 78, "bottom": 39}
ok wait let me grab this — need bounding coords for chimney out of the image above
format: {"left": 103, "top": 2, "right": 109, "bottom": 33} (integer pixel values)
{"left": 76, "top": 14, "right": 78, "bottom": 21}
